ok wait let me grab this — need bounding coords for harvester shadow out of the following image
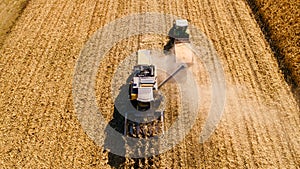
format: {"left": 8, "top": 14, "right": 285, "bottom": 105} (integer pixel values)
{"left": 105, "top": 105, "right": 155, "bottom": 169}
{"left": 104, "top": 106, "right": 126, "bottom": 168}
{"left": 104, "top": 72, "right": 158, "bottom": 168}
{"left": 104, "top": 75, "right": 130, "bottom": 168}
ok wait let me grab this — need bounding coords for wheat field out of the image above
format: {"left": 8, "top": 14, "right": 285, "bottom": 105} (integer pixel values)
{"left": 0, "top": 0, "right": 299, "bottom": 168}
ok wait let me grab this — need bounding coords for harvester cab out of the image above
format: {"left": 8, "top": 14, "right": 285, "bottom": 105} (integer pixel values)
{"left": 129, "top": 64, "right": 157, "bottom": 110}
{"left": 129, "top": 50, "right": 158, "bottom": 109}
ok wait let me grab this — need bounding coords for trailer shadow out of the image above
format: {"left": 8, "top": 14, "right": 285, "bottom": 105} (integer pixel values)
{"left": 103, "top": 73, "right": 138, "bottom": 168}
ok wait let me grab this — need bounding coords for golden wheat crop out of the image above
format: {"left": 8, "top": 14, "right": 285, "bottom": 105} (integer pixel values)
{"left": 248, "top": 0, "right": 299, "bottom": 88}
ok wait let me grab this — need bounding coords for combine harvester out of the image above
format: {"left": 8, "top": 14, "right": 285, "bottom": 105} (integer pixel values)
{"left": 124, "top": 49, "right": 163, "bottom": 137}
{"left": 124, "top": 19, "right": 193, "bottom": 137}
